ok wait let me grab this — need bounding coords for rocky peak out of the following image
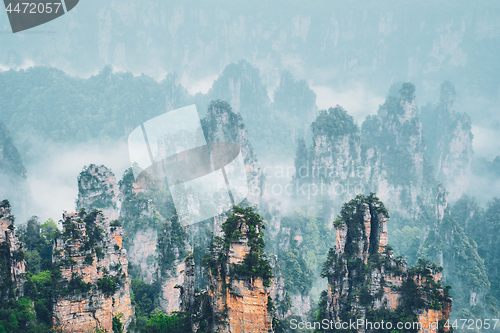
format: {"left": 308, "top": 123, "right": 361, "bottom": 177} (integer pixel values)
{"left": 439, "top": 81, "right": 456, "bottom": 107}
{"left": 77, "top": 164, "right": 119, "bottom": 219}
{"left": 293, "top": 83, "right": 429, "bottom": 217}
{"left": 52, "top": 209, "right": 134, "bottom": 332}
{"left": 359, "top": 82, "right": 426, "bottom": 216}
{"left": 312, "top": 106, "right": 359, "bottom": 150}
{"left": 309, "top": 106, "right": 361, "bottom": 183}
{"left": 273, "top": 70, "right": 318, "bottom": 138}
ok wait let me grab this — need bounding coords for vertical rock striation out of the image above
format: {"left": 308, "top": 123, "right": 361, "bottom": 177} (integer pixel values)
{"left": 295, "top": 83, "right": 430, "bottom": 220}
{"left": 52, "top": 210, "right": 134, "bottom": 332}
{"left": 361, "top": 83, "right": 427, "bottom": 216}
{"left": 208, "top": 60, "right": 270, "bottom": 121}
{"left": 295, "top": 105, "right": 362, "bottom": 212}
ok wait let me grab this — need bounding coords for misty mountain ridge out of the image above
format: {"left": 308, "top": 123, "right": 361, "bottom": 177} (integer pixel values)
{"left": 0, "top": 59, "right": 499, "bottom": 332}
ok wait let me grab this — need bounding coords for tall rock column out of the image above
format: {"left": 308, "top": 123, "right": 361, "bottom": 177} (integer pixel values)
{"left": 204, "top": 207, "right": 274, "bottom": 333}
{"left": 52, "top": 210, "right": 134, "bottom": 332}
{"left": 118, "top": 168, "right": 159, "bottom": 284}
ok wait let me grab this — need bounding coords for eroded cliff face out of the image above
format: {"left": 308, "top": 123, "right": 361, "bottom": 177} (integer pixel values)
{"left": 52, "top": 210, "right": 133, "bottom": 333}
{"left": 295, "top": 105, "right": 362, "bottom": 214}
{"left": 0, "top": 200, "right": 26, "bottom": 300}
{"left": 156, "top": 214, "right": 191, "bottom": 314}
{"left": 205, "top": 209, "right": 273, "bottom": 333}
{"left": 322, "top": 195, "right": 451, "bottom": 333}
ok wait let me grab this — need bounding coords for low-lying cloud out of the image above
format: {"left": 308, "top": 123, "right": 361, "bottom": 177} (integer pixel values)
{"left": 25, "top": 139, "right": 131, "bottom": 223}
{"left": 311, "top": 84, "right": 385, "bottom": 124}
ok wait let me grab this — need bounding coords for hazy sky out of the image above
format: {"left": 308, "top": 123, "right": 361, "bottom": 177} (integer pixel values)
{"left": 1, "top": 0, "right": 499, "bottom": 219}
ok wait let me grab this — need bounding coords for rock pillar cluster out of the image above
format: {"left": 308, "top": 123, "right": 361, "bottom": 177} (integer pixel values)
{"left": 323, "top": 195, "right": 451, "bottom": 333}
{"left": 0, "top": 200, "right": 26, "bottom": 300}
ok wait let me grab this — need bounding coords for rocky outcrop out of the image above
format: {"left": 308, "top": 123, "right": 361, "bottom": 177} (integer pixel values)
{"left": 321, "top": 194, "right": 451, "bottom": 333}
{"left": 52, "top": 164, "right": 134, "bottom": 332}
{"left": 52, "top": 210, "right": 134, "bottom": 333}
{"left": 273, "top": 70, "right": 318, "bottom": 141}
{"left": 205, "top": 207, "right": 273, "bottom": 333}
{"left": 127, "top": 226, "right": 158, "bottom": 283}
{"left": 0, "top": 200, "right": 26, "bottom": 300}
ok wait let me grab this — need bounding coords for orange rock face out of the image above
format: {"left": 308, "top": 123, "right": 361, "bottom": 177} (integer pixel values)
{"left": 209, "top": 269, "right": 272, "bottom": 333}
{"left": 208, "top": 216, "right": 273, "bottom": 333}
{"left": 52, "top": 211, "right": 134, "bottom": 333}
